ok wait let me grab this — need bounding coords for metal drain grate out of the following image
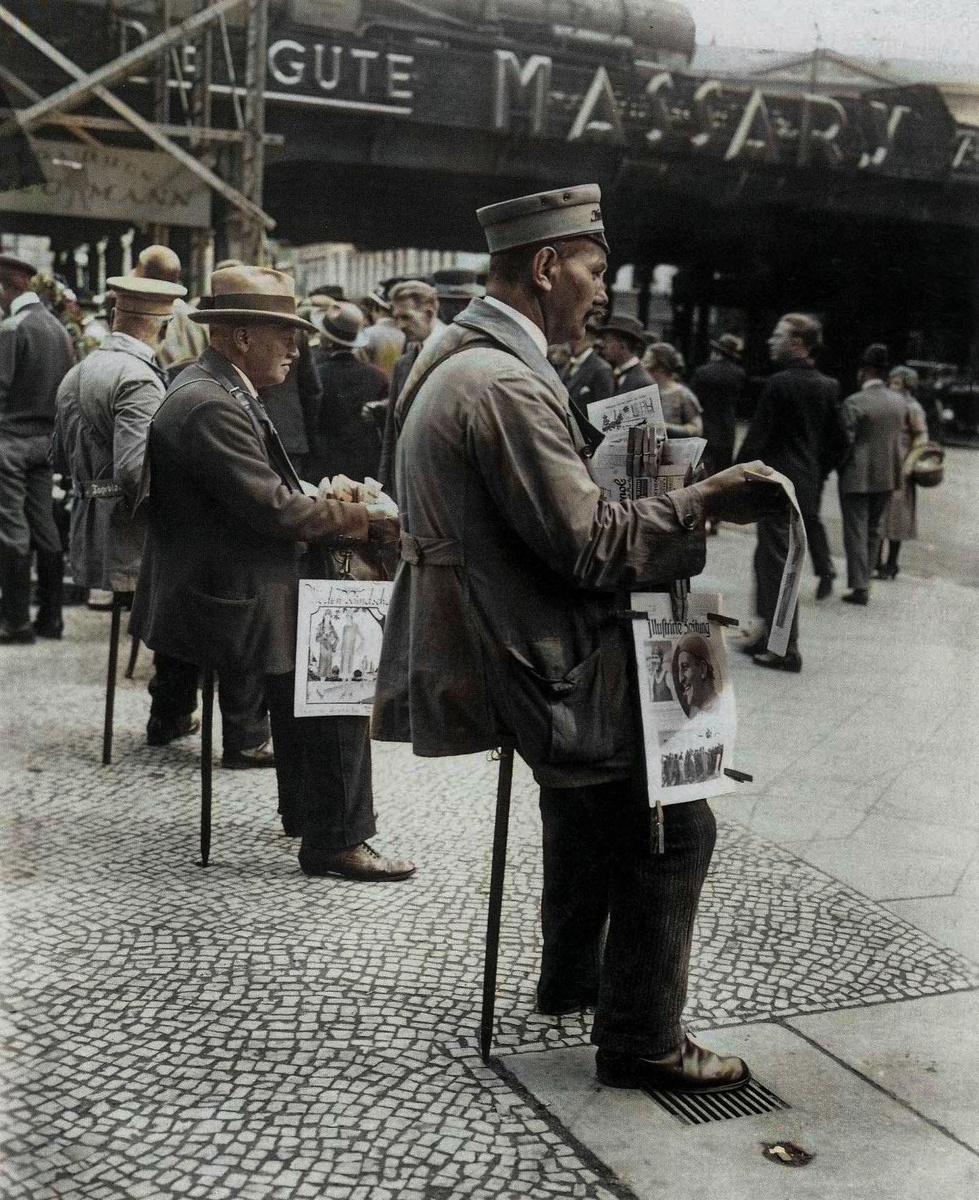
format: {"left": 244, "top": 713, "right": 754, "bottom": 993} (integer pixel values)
{"left": 643, "top": 1079, "right": 790, "bottom": 1125}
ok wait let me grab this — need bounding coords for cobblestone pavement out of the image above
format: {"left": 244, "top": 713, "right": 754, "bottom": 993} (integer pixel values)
{"left": 3, "top": 575, "right": 978, "bottom": 1200}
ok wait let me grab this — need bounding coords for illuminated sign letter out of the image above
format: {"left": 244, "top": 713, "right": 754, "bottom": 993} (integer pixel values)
{"left": 386, "top": 53, "right": 414, "bottom": 102}
{"left": 493, "top": 51, "right": 552, "bottom": 136}
{"left": 314, "top": 44, "right": 342, "bottom": 92}
{"left": 858, "top": 101, "right": 913, "bottom": 169}
{"left": 725, "top": 89, "right": 780, "bottom": 163}
{"left": 798, "top": 94, "right": 848, "bottom": 167}
{"left": 691, "top": 80, "right": 722, "bottom": 150}
{"left": 350, "top": 48, "right": 379, "bottom": 96}
{"left": 269, "top": 40, "right": 306, "bottom": 87}
{"left": 645, "top": 72, "right": 674, "bottom": 145}
{"left": 568, "top": 67, "right": 625, "bottom": 144}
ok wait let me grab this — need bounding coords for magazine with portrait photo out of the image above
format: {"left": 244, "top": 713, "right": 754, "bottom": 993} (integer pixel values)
{"left": 631, "top": 592, "right": 740, "bottom": 805}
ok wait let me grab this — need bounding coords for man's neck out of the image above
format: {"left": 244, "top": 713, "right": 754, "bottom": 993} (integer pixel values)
{"left": 211, "top": 346, "right": 258, "bottom": 396}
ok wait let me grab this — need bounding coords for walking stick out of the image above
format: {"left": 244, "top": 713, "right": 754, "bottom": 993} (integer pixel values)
{"left": 101, "top": 592, "right": 125, "bottom": 766}
{"left": 480, "top": 740, "right": 515, "bottom": 1064}
{"left": 124, "top": 633, "right": 140, "bottom": 679}
{"left": 199, "top": 668, "right": 215, "bottom": 867}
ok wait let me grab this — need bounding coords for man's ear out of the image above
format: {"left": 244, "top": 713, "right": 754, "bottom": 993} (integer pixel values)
{"left": 532, "top": 245, "right": 559, "bottom": 294}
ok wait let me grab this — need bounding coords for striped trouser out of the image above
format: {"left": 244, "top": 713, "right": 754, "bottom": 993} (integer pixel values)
{"left": 538, "top": 784, "right": 716, "bottom": 1057}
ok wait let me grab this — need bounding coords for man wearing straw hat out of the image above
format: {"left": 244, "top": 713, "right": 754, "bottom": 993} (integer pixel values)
{"left": 133, "top": 265, "right": 414, "bottom": 881}
{"left": 0, "top": 250, "right": 76, "bottom": 644}
{"left": 374, "top": 185, "right": 785, "bottom": 1092}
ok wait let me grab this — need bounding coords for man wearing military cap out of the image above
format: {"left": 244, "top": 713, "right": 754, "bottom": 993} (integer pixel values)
{"left": 133, "top": 265, "right": 414, "bottom": 881}
{"left": 373, "top": 184, "right": 786, "bottom": 1093}
{"left": 0, "top": 251, "right": 76, "bottom": 643}
{"left": 53, "top": 246, "right": 186, "bottom": 614}
{"left": 596, "top": 314, "right": 655, "bottom": 394}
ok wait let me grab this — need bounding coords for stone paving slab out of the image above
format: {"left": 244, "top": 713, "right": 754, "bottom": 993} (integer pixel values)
{"left": 504, "top": 1024, "right": 979, "bottom": 1199}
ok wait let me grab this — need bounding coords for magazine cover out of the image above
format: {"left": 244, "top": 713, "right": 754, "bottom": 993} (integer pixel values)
{"left": 631, "top": 592, "right": 739, "bottom": 805}
{"left": 294, "top": 579, "right": 393, "bottom": 717}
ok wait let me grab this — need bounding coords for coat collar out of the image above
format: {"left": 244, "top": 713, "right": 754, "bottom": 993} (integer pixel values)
{"left": 454, "top": 297, "right": 568, "bottom": 397}
{"left": 100, "top": 331, "right": 160, "bottom": 368}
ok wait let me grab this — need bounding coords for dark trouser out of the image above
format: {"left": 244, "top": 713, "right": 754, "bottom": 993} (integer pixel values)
{"left": 754, "top": 512, "right": 799, "bottom": 654}
{"left": 539, "top": 784, "right": 716, "bottom": 1057}
{"left": 149, "top": 652, "right": 270, "bottom": 751}
{"left": 265, "top": 672, "right": 376, "bottom": 853}
{"left": 840, "top": 490, "right": 892, "bottom": 590}
{"left": 802, "top": 501, "right": 833, "bottom": 581}
{"left": 0, "top": 434, "right": 63, "bottom": 632}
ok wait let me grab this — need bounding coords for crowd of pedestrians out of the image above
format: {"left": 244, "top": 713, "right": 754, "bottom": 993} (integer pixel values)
{"left": 0, "top": 185, "right": 947, "bottom": 1101}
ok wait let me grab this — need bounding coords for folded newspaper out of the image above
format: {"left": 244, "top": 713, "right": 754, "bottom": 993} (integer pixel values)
{"left": 744, "top": 468, "right": 808, "bottom": 658}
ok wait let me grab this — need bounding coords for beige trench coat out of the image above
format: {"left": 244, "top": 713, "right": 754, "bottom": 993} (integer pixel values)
{"left": 371, "top": 299, "right": 706, "bottom": 788}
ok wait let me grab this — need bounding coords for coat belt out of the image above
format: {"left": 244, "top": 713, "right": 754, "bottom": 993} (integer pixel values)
{"left": 400, "top": 532, "right": 464, "bottom": 566}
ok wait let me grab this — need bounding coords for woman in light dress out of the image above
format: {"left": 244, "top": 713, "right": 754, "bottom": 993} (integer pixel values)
{"left": 876, "top": 366, "right": 929, "bottom": 580}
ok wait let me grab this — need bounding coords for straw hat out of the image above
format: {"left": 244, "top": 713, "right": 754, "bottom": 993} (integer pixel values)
{"left": 189, "top": 266, "right": 316, "bottom": 332}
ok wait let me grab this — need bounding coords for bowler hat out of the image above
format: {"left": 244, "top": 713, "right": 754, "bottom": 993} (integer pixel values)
{"left": 711, "top": 333, "right": 744, "bottom": 361}
{"left": 431, "top": 268, "right": 484, "bottom": 300}
{"left": 190, "top": 266, "right": 316, "bottom": 332}
{"left": 316, "top": 301, "right": 364, "bottom": 348}
{"left": 596, "top": 314, "right": 647, "bottom": 350}
{"left": 0, "top": 252, "right": 39, "bottom": 279}
{"left": 860, "top": 343, "right": 890, "bottom": 374}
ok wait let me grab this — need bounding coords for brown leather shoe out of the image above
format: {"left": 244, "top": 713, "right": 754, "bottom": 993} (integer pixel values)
{"left": 596, "top": 1033, "right": 751, "bottom": 1094}
{"left": 299, "top": 842, "right": 416, "bottom": 881}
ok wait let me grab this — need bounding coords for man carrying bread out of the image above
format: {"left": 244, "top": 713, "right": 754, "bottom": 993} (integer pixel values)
{"left": 373, "top": 185, "right": 784, "bottom": 1091}
{"left": 133, "top": 265, "right": 414, "bottom": 881}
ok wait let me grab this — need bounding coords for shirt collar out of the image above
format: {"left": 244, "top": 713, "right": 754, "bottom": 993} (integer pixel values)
{"left": 10, "top": 291, "right": 40, "bottom": 316}
{"left": 614, "top": 355, "right": 640, "bottom": 375}
{"left": 231, "top": 361, "right": 258, "bottom": 397}
{"left": 482, "top": 295, "right": 548, "bottom": 359}
{"left": 567, "top": 346, "right": 593, "bottom": 370}
{"left": 862, "top": 377, "right": 885, "bottom": 390}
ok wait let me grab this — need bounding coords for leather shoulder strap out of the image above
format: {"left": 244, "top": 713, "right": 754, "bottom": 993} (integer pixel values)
{"left": 395, "top": 338, "right": 498, "bottom": 433}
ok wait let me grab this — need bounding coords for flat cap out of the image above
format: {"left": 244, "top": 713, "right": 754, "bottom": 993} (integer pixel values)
{"left": 477, "top": 185, "right": 608, "bottom": 254}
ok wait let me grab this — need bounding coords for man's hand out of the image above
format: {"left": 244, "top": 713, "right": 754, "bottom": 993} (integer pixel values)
{"left": 691, "top": 461, "right": 787, "bottom": 525}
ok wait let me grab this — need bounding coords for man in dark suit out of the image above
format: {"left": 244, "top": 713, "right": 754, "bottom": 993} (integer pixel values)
{"left": 311, "top": 302, "right": 387, "bottom": 484}
{"left": 736, "top": 313, "right": 843, "bottom": 672}
{"left": 596, "top": 316, "right": 654, "bottom": 394}
{"left": 837, "top": 344, "right": 908, "bottom": 605}
{"left": 133, "top": 265, "right": 414, "bottom": 881}
{"left": 0, "top": 252, "right": 75, "bottom": 644}
{"left": 689, "top": 334, "right": 746, "bottom": 476}
{"left": 561, "top": 328, "right": 614, "bottom": 411}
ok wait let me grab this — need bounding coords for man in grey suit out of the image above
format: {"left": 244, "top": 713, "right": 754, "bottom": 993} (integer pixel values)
{"left": 837, "top": 344, "right": 907, "bottom": 605}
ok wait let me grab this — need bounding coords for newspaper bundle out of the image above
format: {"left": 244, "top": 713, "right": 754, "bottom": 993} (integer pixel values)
{"left": 294, "top": 579, "right": 393, "bottom": 717}
{"left": 630, "top": 592, "right": 739, "bottom": 805}
{"left": 588, "top": 385, "right": 707, "bottom": 501}
{"left": 747, "top": 469, "right": 808, "bottom": 658}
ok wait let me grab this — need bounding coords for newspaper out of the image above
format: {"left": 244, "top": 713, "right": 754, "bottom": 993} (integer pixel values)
{"left": 294, "top": 579, "right": 393, "bottom": 717}
{"left": 588, "top": 386, "right": 672, "bottom": 502}
{"left": 745, "top": 469, "right": 808, "bottom": 657}
{"left": 631, "top": 592, "right": 739, "bottom": 805}
{"left": 587, "top": 384, "right": 665, "bottom": 437}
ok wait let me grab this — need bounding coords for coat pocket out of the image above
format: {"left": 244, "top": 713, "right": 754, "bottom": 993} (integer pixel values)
{"left": 182, "top": 586, "right": 260, "bottom": 671}
{"left": 502, "top": 642, "right": 623, "bottom": 766}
